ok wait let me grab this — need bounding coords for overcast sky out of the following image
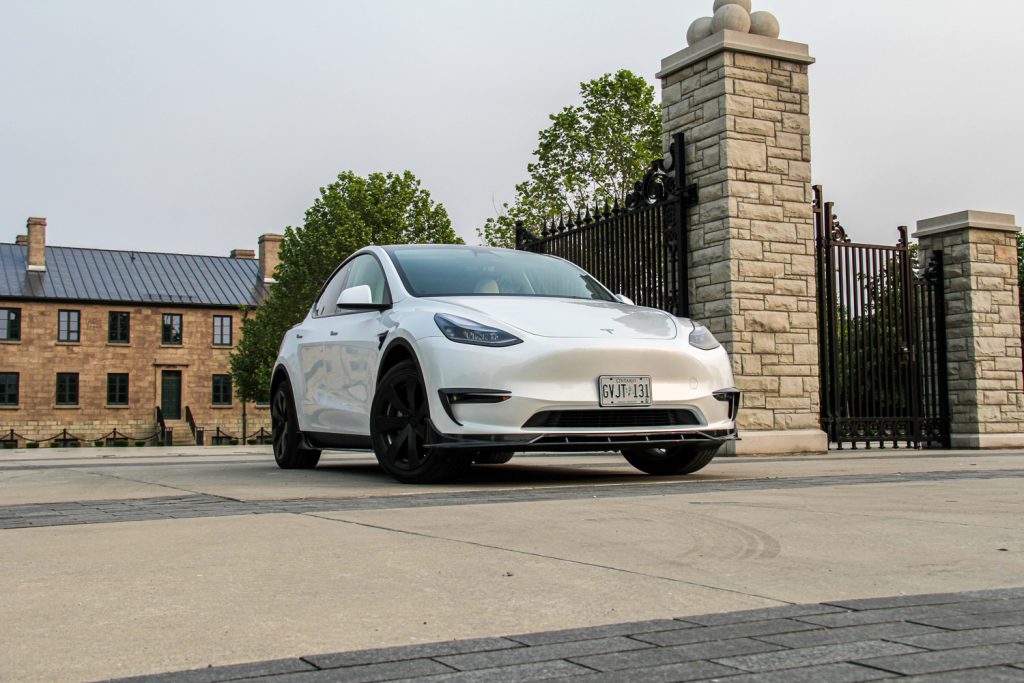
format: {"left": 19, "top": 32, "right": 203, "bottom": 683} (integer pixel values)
{"left": 1, "top": 0, "right": 1021, "bottom": 255}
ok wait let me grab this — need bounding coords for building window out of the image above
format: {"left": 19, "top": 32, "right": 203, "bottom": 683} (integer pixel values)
{"left": 56, "top": 372, "right": 79, "bottom": 406}
{"left": 108, "top": 312, "right": 130, "bottom": 344}
{"left": 0, "top": 308, "right": 21, "bottom": 341}
{"left": 162, "top": 314, "right": 183, "bottom": 345}
{"left": 58, "top": 310, "right": 80, "bottom": 342}
{"left": 107, "top": 373, "right": 129, "bottom": 406}
{"left": 212, "top": 375, "right": 232, "bottom": 406}
{"left": 212, "top": 315, "right": 232, "bottom": 346}
{"left": 0, "top": 373, "right": 18, "bottom": 406}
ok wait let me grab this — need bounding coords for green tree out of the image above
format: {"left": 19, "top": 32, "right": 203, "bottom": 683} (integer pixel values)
{"left": 230, "top": 170, "right": 462, "bottom": 402}
{"left": 479, "top": 69, "right": 662, "bottom": 248}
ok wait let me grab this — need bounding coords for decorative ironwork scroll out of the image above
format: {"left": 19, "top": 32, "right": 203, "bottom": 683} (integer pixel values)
{"left": 516, "top": 132, "right": 697, "bottom": 317}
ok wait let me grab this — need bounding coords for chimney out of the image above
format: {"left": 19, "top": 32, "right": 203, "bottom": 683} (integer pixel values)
{"left": 15, "top": 235, "right": 27, "bottom": 246}
{"left": 258, "top": 233, "right": 282, "bottom": 283}
{"left": 26, "top": 217, "right": 46, "bottom": 272}
{"left": 230, "top": 248, "right": 255, "bottom": 259}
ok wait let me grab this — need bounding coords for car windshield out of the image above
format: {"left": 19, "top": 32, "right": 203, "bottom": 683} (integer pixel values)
{"left": 387, "top": 247, "right": 616, "bottom": 301}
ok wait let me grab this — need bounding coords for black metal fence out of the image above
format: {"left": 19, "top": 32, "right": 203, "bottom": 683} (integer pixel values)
{"left": 1, "top": 426, "right": 164, "bottom": 448}
{"left": 814, "top": 185, "right": 950, "bottom": 449}
{"left": 515, "top": 132, "right": 696, "bottom": 317}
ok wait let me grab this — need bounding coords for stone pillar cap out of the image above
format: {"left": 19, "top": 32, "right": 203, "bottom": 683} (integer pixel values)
{"left": 658, "top": 29, "right": 813, "bottom": 79}
{"left": 913, "top": 210, "right": 1019, "bottom": 238}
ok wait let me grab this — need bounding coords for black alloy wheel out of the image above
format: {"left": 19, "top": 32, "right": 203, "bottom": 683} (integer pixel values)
{"left": 271, "top": 380, "right": 321, "bottom": 469}
{"left": 620, "top": 444, "right": 720, "bottom": 476}
{"left": 370, "top": 360, "right": 470, "bottom": 484}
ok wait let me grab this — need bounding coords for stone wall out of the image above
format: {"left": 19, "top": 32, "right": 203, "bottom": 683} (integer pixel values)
{"left": 0, "top": 301, "right": 270, "bottom": 446}
{"left": 659, "top": 30, "right": 825, "bottom": 453}
{"left": 915, "top": 211, "right": 1024, "bottom": 448}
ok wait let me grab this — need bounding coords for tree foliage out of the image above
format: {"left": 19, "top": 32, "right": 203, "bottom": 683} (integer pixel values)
{"left": 230, "top": 170, "right": 462, "bottom": 402}
{"left": 478, "top": 70, "right": 662, "bottom": 248}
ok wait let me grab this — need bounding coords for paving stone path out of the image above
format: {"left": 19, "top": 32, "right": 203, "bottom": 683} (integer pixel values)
{"left": 2, "top": 467, "right": 1022, "bottom": 530}
{"left": 98, "top": 588, "right": 1024, "bottom": 682}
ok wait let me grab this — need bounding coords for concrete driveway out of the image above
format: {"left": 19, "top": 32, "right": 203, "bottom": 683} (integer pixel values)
{"left": 1, "top": 446, "right": 1022, "bottom": 681}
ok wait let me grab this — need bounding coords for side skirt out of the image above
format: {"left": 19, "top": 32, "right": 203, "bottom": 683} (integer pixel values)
{"left": 303, "top": 431, "right": 373, "bottom": 451}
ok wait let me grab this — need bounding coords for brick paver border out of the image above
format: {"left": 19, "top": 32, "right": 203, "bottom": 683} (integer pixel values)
{"left": 95, "top": 588, "right": 1024, "bottom": 682}
{"left": 1, "top": 468, "right": 1022, "bottom": 530}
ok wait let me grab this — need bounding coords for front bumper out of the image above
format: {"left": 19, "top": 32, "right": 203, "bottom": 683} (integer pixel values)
{"left": 416, "top": 335, "right": 738, "bottom": 438}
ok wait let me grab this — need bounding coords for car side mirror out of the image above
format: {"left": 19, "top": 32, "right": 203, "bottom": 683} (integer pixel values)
{"left": 338, "top": 285, "right": 373, "bottom": 306}
{"left": 616, "top": 293, "right": 635, "bottom": 306}
{"left": 336, "top": 284, "right": 390, "bottom": 311}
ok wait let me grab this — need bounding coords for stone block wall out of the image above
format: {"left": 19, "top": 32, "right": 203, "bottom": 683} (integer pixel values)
{"left": 659, "top": 32, "right": 824, "bottom": 452}
{"left": 915, "top": 212, "right": 1024, "bottom": 447}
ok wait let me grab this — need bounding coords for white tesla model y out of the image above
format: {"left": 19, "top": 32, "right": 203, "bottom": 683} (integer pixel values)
{"left": 271, "top": 245, "right": 739, "bottom": 483}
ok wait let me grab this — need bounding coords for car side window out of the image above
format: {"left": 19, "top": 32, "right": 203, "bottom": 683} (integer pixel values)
{"left": 314, "top": 262, "right": 354, "bottom": 318}
{"left": 313, "top": 255, "right": 390, "bottom": 317}
{"left": 343, "top": 256, "right": 389, "bottom": 307}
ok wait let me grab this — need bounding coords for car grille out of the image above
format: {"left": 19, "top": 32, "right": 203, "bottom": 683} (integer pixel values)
{"left": 523, "top": 409, "right": 700, "bottom": 429}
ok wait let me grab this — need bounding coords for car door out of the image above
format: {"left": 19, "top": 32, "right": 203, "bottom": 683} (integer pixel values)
{"left": 295, "top": 260, "right": 355, "bottom": 433}
{"left": 319, "top": 254, "right": 391, "bottom": 435}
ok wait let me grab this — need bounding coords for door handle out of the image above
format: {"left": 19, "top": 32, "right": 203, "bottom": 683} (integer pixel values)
{"left": 295, "top": 333, "right": 303, "bottom": 339}
{"left": 330, "top": 331, "right": 339, "bottom": 336}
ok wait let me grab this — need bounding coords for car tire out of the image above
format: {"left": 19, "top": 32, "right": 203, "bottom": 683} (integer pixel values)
{"left": 621, "top": 444, "right": 719, "bottom": 475}
{"left": 370, "top": 360, "right": 471, "bottom": 484}
{"left": 472, "top": 450, "right": 515, "bottom": 465}
{"left": 271, "top": 380, "right": 321, "bottom": 469}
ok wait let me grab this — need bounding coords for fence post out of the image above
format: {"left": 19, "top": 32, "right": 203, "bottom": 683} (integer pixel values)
{"left": 658, "top": 5, "right": 826, "bottom": 455}
{"left": 914, "top": 211, "right": 1024, "bottom": 448}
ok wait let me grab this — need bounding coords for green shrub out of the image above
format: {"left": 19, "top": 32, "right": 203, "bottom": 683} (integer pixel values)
{"left": 134, "top": 440, "right": 146, "bottom": 447}
{"left": 27, "top": 442, "right": 39, "bottom": 449}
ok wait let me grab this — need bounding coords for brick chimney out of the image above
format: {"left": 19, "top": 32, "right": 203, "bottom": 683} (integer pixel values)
{"left": 258, "top": 233, "right": 282, "bottom": 283}
{"left": 15, "top": 234, "right": 27, "bottom": 246}
{"left": 230, "top": 248, "right": 255, "bottom": 259}
{"left": 26, "top": 217, "right": 46, "bottom": 272}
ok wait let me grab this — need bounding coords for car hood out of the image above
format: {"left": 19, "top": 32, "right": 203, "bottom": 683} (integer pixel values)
{"left": 429, "top": 297, "right": 679, "bottom": 340}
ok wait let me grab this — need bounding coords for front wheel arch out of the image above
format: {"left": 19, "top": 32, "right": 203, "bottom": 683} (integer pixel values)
{"left": 377, "top": 337, "right": 422, "bottom": 387}
{"left": 270, "top": 366, "right": 291, "bottom": 406}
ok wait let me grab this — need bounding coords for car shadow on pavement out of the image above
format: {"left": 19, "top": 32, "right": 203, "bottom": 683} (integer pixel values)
{"left": 312, "top": 459, "right": 730, "bottom": 488}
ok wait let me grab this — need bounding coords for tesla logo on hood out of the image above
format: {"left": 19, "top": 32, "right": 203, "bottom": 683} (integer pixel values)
{"left": 601, "top": 328, "right": 614, "bottom": 334}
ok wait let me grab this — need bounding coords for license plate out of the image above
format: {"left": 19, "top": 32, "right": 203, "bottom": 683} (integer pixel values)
{"left": 599, "top": 376, "right": 652, "bottom": 407}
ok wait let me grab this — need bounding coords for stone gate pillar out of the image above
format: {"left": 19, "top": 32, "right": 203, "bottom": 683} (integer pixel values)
{"left": 659, "top": 2, "right": 826, "bottom": 454}
{"left": 914, "top": 211, "right": 1024, "bottom": 448}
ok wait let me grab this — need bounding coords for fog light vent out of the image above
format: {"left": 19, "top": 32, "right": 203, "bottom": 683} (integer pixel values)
{"left": 713, "top": 388, "right": 741, "bottom": 421}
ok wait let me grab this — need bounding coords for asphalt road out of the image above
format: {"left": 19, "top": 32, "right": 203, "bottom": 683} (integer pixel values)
{"left": 1, "top": 446, "right": 1022, "bottom": 681}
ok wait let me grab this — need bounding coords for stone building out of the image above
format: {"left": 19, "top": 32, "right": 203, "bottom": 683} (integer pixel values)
{"left": 0, "top": 218, "right": 280, "bottom": 446}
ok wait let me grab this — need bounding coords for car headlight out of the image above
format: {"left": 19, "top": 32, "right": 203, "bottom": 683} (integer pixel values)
{"left": 434, "top": 313, "right": 523, "bottom": 347}
{"left": 688, "top": 322, "right": 720, "bottom": 350}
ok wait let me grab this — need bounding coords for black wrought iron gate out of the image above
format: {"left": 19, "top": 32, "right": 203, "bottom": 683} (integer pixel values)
{"left": 814, "top": 186, "right": 950, "bottom": 449}
{"left": 515, "top": 132, "right": 695, "bottom": 317}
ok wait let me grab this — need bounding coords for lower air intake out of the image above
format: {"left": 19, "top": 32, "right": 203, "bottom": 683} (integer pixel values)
{"left": 523, "top": 409, "right": 700, "bottom": 429}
